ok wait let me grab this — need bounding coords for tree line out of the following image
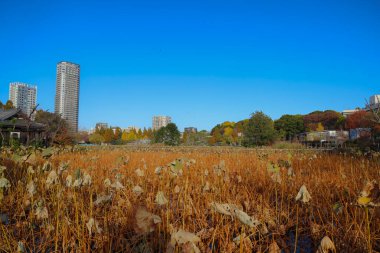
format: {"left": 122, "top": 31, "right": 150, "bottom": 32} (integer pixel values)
{"left": 88, "top": 126, "right": 155, "bottom": 144}
{"left": 2, "top": 98, "right": 379, "bottom": 147}
{"left": 87, "top": 123, "right": 184, "bottom": 146}
{"left": 210, "top": 109, "right": 379, "bottom": 147}
{"left": 0, "top": 100, "right": 15, "bottom": 110}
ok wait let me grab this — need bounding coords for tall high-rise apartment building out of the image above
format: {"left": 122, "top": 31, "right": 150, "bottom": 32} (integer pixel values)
{"left": 9, "top": 82, "right": 37, "bottom": 118}
{"left": 365, "top": 94, "right": 380, "bottom": 111}
{"left": 55, "top": 61, "right": 80, "bottom": 133}
{"left": 152, "top": 116, "right": 171, "bottom": 130}
{"left": 370, "top": 95, "right": 380, "bottom": 106}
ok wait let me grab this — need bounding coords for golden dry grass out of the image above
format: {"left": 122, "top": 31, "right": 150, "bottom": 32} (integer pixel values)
{"left": 0, "top": 146, "right": 379, "bottom": 252}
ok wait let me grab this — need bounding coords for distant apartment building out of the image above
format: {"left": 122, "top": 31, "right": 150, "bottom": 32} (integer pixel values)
{"left": 184, "top": 127, "right": 197, "bottom": 133}
{"left": 370, "top": 95, "right": 380, "bottom": 105}
{"left": 9, "top": 82, "right": 37, "bottom": 118}
{"left": 55, "top": 61, "right": 80, "bottom": 133}
{"left": 152, "top": 116, "right": 171, "bottom": 130}
{"left": 366, "top": 95, "right": 380, "bottom": 111}
{"left": 111, "top": 127, "right": 119, "bottom": 135}
{"left": 95, "top": 122, "right": 108, "bottom": 130}
{"left": 123, "top": 126, "right": 140, "bottom": 133}
{"left": 342, "top": 109, "right": 360, "bottom": 118}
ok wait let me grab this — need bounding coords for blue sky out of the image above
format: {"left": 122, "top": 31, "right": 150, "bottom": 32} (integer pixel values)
{"left": 0, "top": 0, "right": 379, "bottom": 131}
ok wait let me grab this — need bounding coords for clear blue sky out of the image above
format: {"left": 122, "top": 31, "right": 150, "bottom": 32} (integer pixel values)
{"left": 0, "top": 0, "right": 379, "bottom": 131}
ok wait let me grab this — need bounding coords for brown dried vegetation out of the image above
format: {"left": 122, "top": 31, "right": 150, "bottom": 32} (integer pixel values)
{"left": 0, "top": 146, "right": 379, "bottom": 252}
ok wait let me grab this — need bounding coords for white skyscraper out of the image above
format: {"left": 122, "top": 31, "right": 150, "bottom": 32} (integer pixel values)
{"left": 152, "top": 116, "right": 172, "bottom": 130}
{"left": 9, "top": 82, "right": 37, "bottom": 118}
{"left": 55, "top": 61, "right": 80, "bottom": 133}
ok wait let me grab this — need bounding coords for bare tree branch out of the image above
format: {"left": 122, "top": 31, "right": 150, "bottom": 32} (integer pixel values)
{"left": 365, "top": 98, "right": 380, "bottom": 124}
{"left": 20, "top": 104, "right": 40, "bottom": 146}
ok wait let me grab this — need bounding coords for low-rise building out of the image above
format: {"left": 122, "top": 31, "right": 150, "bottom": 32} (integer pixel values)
{"left": 299, "top": 130, "right": 349, "bottom": 147}
{"left": 0, "top": 108, "right": 45, "bottom": 145}
{"left": 95, "top": 122, "right": 108, "bottom": 130}
{"left": 342, "top": 109, "right": 360, "bottom": 117}
{"left": 349, "top": 128, "right": 371, "bottom": 140}
{"left": 184, "top": 127, "right": 197, "bottom": 134}
{"left": 123, "top": 126, "right": 140, "bottom": 133}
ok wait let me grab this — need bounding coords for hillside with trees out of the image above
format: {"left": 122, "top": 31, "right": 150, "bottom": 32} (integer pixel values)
{"left": 345, "top": 110, "right": 372, "bottom": 129}
{"left": 303, "top": 110, "right": 345, "bottom": 131}
{"left": 274, "top": 114, "right": 305, "bottom": 141}
{"left": 207, "top": 108, "right": 380, "bottom": 148}
{"left": 209, "top": 120, "right": 248, "bottom": 145}
{"left": 88, "top": 126, "right": 154, "bottom": 145}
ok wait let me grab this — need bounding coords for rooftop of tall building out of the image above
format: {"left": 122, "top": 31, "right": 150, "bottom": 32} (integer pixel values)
{"left": 57, "top": 61, "right": 80, "bottom": 67}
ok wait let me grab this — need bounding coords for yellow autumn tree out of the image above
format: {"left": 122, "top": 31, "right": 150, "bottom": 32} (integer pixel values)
{"left": 126, "top": 130, "right": 137, "bottom": 142}
{"left": 121, "top": 131, "right": 128, "bottom": 142}
{"left": 223, "top": 127, "right": 234, "bottom": 137}
{"left": 316, "top": 122, "right": 324, "bottom": 131}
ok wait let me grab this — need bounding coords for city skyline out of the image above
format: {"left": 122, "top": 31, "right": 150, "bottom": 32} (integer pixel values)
{"left": 1, "top": 65, "right": 378, "bottom": 132}
{"left": 0, "top": 0, "right": 379, "bottom": 131}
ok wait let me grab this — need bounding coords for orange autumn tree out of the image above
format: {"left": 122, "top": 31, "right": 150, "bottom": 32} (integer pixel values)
{"left": 303, "top": 110, "right": 344, "bottom": 131}
{"left": 345, "top": 110, "right": 372, "bottom": 129}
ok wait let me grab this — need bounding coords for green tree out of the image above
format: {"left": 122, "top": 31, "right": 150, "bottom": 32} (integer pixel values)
{"left": 137, "top": 129, "right": 143, "bottom": 139}
{"left": 182, "top": 132, "right": 189, "bottom": 144}
{"left": 148, "top": 128, "right": 155, "bottom": 139}
{"left": 142, "top": 128, "right": 148, "bottom": 139}
{"left": 242, "top": 111, "right": 276, "bottom": 147}
{"left": 183, "top": 130, "right": 210, "bottom": 145}
{"left": 154, "top": 123, "right": 180, "bottom": 146}
{"left": 126, "top": 130, "right": 137, "bottom": 142}
{"left": 89, "top": 133, "right": 105, "bottom": 144}
{"left": 274, "top": 114, "right": 305, "bottom": 141}
{"left": 154, "top": 127, "right": 165, "bottom": 144}
{"left": 209, "top": 120, "right": 248, "bottom": 145}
